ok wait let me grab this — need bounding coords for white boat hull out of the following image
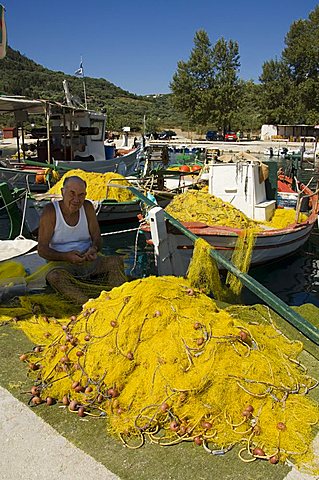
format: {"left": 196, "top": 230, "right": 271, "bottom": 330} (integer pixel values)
{"left": 175, "top": 222, "right": 314, "bottom": 269}
{"left": 54, "top": 148, "right": 139, "bottom": 176}
{"left": 0, "top": 149, "right": 140, "bottom": 192}
{"left": 143, "top": 218, "right": 317, "bottom": 275}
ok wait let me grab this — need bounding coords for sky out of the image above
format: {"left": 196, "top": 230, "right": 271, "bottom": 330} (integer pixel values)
{"left": 4, "top": 0, "right": 319, "bottom": 96}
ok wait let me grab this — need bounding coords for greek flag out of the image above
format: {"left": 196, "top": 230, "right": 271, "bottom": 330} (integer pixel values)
{"left": 74, "top": 60, "right": 83, "bottom": 77}
{"left": 0, "top": 4, "right": 7, "bottom": 60}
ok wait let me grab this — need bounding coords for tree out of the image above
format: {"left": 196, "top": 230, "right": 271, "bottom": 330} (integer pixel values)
{"left": 283, "top": 6, "right": 319, "bottom": 83}
{"left": 258, "top": 59, "right": 297, "bottom": 124}
{"left": 259, "top": 5, "right": 319, "bottom": 124}
{"left": 170, "top": 31, "right": 241, "bottom": 131}
{"left": 170, "top": 30, "right": 214, "bottom": 126}
{"left": 211, "top": 38, "right": 241, "bottom": 132}
{"left": 233, "top": 80, "right": 261, "bottom": 134}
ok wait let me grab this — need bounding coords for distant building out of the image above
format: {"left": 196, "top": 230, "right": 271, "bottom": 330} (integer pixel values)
{"left": 261, "top": 124, "right": 318, "bottom": 141}
{"left": 260, "top": 125, "right": 277, "bottom": 141}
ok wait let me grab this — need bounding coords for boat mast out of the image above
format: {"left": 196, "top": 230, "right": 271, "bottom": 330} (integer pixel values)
{"left": 45, "top": 102, "right": 51, "bottom": 164}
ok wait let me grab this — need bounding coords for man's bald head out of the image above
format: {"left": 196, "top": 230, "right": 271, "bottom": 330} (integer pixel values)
{"left": 63, "top": 176, "right": 87, "bottom": 189}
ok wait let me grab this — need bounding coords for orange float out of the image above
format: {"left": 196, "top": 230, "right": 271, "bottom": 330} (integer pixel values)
{"left": 35, "top": 171, "right": 46, "bottom": 184}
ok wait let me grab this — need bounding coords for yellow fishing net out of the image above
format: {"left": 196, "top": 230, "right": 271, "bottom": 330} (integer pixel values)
{"left": 165, "top": 191, "right": 258, "bottom": 230}
{"left": 187, "top": 235, "right": 255, "bottom": 301}
{"left": 23, "top": 257, "right": 125, "bottom": 305}
{"left": 164, "top": 190, "right": 310, "bottom": 298}
{"left": 0, "top": 252, "right": 126, "bottom": 312}
{"left": 165, "top": 190, "right": 309, "bottom": 230}
{"left": 0, "top": 261, "right": 26, "bottom": 280}
{"left": 187, "top": 238, "right": 225, "bottom": 299}
{"left": 48, "top": 169, "right": 136, "bottom": 202}
{"left": 265, "top": 209, "right": 308, "bottom": 229}
{"left": 12, "top": 276, "right": 319, "bottom": 473}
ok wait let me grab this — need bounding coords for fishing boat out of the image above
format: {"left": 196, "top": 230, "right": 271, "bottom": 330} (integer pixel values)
{"left": 141, "top": 160, "right": 319, "bottom": 274}
{"left": 21, "top": 189, "right": 172, "bottom": 234}
{"left": 0, "top": 172, "right": 174, "bottom": 239}
{"left": 0, "top": 93, "right": 141, "bottom": 191}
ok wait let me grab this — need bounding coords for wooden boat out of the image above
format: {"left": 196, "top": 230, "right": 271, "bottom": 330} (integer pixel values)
{"left": 0, "top": 94, "right": 141, "bottom": 191}
{"left": 141, "top": 160, "right": 319, "bottom": 274}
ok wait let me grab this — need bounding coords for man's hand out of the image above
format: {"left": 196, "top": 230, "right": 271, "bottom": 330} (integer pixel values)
{"left": 83, "top": 246, "right": 98, "bottom": 262}
{"left": 65, "top": 251, "right": 86, "bottom": 264}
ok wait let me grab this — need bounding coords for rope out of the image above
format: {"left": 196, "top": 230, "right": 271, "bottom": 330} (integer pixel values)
{"left": 101, "top": 227, "right": 140, "bottom": 236}
{"left": 0, "top": 190, "right": 27, "bottom": 212}
{"left": 18, "top": 190, "right": 29, "bottom": 238}
{"left": 130, "top": 225, "right": 143, "bottom": 274}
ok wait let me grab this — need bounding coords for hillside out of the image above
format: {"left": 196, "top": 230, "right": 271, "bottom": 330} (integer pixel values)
{"left": 0, "top": 47, "right": 181, "bottom": 131}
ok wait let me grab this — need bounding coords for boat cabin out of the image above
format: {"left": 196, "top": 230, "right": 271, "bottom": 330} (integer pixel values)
{"left": 0, "top": 95, "right": 106, "bottom": 164}
{"left": 49, "top": 108, "right": 106, "bottom": 163}
{"left": 208, "top": 161, "right": 276, "bottom": 221}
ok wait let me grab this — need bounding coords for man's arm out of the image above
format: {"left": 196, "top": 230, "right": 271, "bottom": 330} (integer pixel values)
{"left": 37, "top": 203, "right": 85, "bottom": 264}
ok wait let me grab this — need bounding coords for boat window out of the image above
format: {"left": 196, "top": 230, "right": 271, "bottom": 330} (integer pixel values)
{"left": 90, "top": 119, "right": 104, "bottom": 141}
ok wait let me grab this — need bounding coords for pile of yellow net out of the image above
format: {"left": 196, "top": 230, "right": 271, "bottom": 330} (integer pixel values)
{"left": 48, "top": 169, "right": 136, "bottom": 202}
{"left": 165, "top": 191, "right": 257, "bottom": 230}
{"left": 14, "top": 276, "right": 319, "bottom": 471}
{"left": 165, "top": 190, "right": 308, "bottom": 230}
{"left": 0, "top": 260, "right": 26, "bottom": 280}
{"left": 265, "top": 208, "right": 308, "bottom": 229}
{"left": 187, "top": 237, "right": 255, "bottom": 300}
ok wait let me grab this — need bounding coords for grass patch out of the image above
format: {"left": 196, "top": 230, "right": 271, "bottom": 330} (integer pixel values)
{"left": 0, "top": 323, "right": 298, "bottom": 480}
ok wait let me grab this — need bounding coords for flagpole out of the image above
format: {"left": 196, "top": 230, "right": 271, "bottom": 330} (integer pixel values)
{"left": 0, "top": 3, "right": 8, "bottom": 60}
{"left": 81, "top": 57, "right": 88, "bottom": 109}
{"left": 75, "top": 57, "right": 88, "bottom": 109}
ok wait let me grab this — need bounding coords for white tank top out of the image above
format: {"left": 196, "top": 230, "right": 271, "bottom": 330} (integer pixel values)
{"left": 49, "top": 201, "right": 92, "bottom": 253}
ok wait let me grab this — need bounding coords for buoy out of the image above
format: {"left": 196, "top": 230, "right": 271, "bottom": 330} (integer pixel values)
{"left": 179, "top": 165, "right": 191, "bottom": 172}
{"left": 35, "top": 172, "right": 46, "bottom": 184}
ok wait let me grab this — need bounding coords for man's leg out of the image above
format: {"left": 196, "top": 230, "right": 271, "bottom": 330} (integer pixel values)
{"left": 46, "top": 269, "right": 89, "bottom": 305}
{"left": 94, "top": 255, "right": 127, "bottom": 287}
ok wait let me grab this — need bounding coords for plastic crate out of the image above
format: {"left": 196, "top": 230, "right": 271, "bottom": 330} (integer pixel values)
{"left": 277, "top": 192, "right": 298, "bottom": 209}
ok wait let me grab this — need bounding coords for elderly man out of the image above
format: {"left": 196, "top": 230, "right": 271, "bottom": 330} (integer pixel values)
{"left": 37, "top": 175, "right": 126, "bottom": 304}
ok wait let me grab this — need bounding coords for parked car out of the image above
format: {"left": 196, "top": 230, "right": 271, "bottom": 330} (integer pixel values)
{"left": 145, "top": 131, "right": 159, "bottom": 140}
{"left": 158, "top": 130, "right": 177, "bottom": 140}
{"left": 205, "top": 131, "right": 224, "bottom": 141}
{"left": 224, "top": 131, "right": 237, "bottom": 141}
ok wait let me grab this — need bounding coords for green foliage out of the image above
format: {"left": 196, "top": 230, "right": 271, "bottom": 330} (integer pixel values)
{"left": 211, "top": 37, "right": 241, "bottom": 131}
{"left": 283, "top": 6, "right": 319, "bottom": 83}
{"left": 233, "top": 80, "right": 262, "bottom": 133}
{"left": 0, "top": 47, "right": 181, "bottom": 131}
{"left": 170, "top": 31, "right": 241, "bottom": 132}
{"left": 259, "top": 5, "right": 319, "bottom": 125}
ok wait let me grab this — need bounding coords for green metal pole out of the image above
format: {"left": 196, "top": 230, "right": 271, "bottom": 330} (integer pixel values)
{"left": 24, "top": 159, "right": 72, "bottom": 171}
{"left": 129, "top": 186, "right": 319, "bottom": 346}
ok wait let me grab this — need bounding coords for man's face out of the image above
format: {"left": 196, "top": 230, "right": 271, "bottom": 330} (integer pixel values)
{"left": 62, "top": 180, "right": 86, "bottom": 213}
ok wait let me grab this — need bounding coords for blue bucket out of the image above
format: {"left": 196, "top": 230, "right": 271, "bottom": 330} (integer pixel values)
{"left": 104, "top": 145, "right": 115, "bottom": 160}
